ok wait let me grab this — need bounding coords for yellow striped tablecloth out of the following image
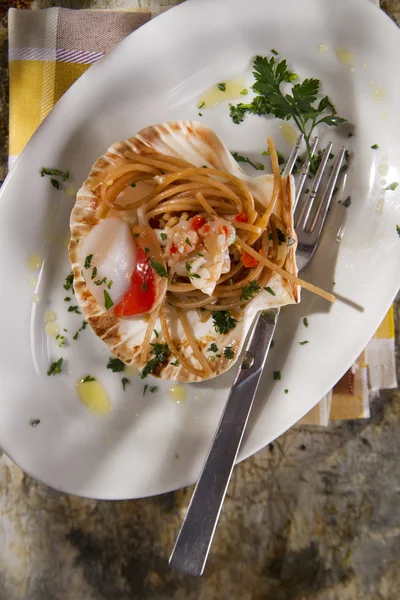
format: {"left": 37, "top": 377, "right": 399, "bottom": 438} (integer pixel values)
{"left": 8, "top": 7, "right": 397, "bottom": 426}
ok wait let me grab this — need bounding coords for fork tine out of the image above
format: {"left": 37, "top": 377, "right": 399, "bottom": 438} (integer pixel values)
{"left": 294, "top": 141, "right": 333, "bottom": 229}
{"left": 309, "top": 147, "right": 346, "bottom": 233}
{"left": 282, "top": 133, "right": 304, "bottom": 177}
{"left": 294, "top": 137, "right": 319, "bottom": 207}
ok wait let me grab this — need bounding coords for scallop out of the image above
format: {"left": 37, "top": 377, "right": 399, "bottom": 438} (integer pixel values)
{"left": 69, "top": 121, "right": 299, "bottom": 382}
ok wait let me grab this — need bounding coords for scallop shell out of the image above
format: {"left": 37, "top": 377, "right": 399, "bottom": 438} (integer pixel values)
{"left": 69, "top": 121, "right": 300, "bottom": 382}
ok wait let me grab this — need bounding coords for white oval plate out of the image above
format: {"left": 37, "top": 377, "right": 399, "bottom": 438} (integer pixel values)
{"left": 0, "top": 0, "right": 399, "bottom": 499}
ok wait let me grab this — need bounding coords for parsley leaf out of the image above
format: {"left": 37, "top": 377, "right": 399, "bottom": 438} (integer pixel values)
{"left": 264, "top": 286, "right": 276, "bottom": 296}
{"left": 47, "top": 357, "right": 63, "bottom": 376}
{"left": 198, "top": 100, "right": 205, "bottom": 109}
{"left": 208, "top": 343, "right": 218, "bottom": 352}
{"left": 121, "top": 377, "right": 130, "bottom": 391}
{"left": 81, "top": 375, "right": 96, "bottom": 382}
{"left": 51, "top": 178, "right": 60, "bottom": 190}
{"left": 231, "top": 151, "right": 264, "bottom": 171}
{"left": 185, "top": 261, "right": 201, "bottom": 279}
{"left": 141, "top": 343, "right": 171, "bottom": 379}
{"left": 160, "top": 232, "right": 167, "bottom": 241}
{"left": 68, "top": 305, "right": 81, "bottom": 314}
{"left": 84, "top": 254, "right": 93, "bottom": 269}
{"left": 273, "top": 371, "right": 281, "bottom": 381}
{"left": 223, "top": 346, "right": 235, "bottom": 359}
{"left": 104, "top": 290, "right": 113, "bottom": 310}
{"left": 371, "top": 144, "right": 379, "bottom": 149}
{"left": 211, "top": 311, "right": 237, "bottom": 335}
{"left": 298, "top": 341, "right": 309, "bottom": 345}
{"left": 107, "top": 357, "right": 125, "bottom": 372}
{"left": 397, "top": 225, "right": 400, "bottom": 238}
{"left": 241, "top": 281, "right": 260, "bottom": 300}
{"left": 150, "top": 259, "right": 168, "bottom": 278}
{"left": 342, "top": 196, "right": 351, "bottom": 208}
{"left": 385, "top": 182, "right": 399, "bottom": 191}
{"left": 185, "top": 237, "right": 192, "bottom": 247}
{"left": 91, "top": 266, "right": 97, "bottom": 280}
{"left": 94, "top": 277, "right": 107, "bottom": 286}
{"left": 29, "top": 419, "right": 40, "bottom": 427}
{"left": 303, "top": 317, "right": 309, "bottom": 328}
{"left": 218, "top": 82, "right": 226, "bottom": 92}
{"left": 63, "top": 272, "right": 74, "bottom": 291}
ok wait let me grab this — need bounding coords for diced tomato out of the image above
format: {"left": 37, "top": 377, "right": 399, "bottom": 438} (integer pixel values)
{"left": 169, "top": 243, "right": 179, "bottom": 255}
{"left": 241, "top": 251, "right": 258, "bottom": 268}
{"left": 191, "top": 215, "right": 206, "bottom": 231}
{"left": 202, "top": 224, "right": 210, "bottom": 234}
{"left": 114, "top": 247, "right": 156, "bottom": 317}
{"left": 235, "top": 212, "right": 248, "bottom": 223}
{"left": 222, "top": 225, "right": 230, "bottom": 236}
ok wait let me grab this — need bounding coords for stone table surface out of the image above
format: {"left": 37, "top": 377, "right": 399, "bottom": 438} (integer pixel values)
{"left": 0, "top": 1, "right": 399, "bottom": 599}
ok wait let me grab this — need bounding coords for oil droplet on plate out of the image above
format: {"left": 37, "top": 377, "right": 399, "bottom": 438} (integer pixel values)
{"left": 32, "top": 294, "right": 40, "bottom": 304}
{"left": 169, "top": 384, "right": 187, "bottom": 404}
{"left": 334, "top": 48, "right": 354, "bottom": 66}
{"left": 45, "top": 322, "right": 59, "bottom": 337}
{"left": 28, "top": 275, "right": 37, "bottom": 287}
{"left": 64, "top": 186, "right": 77, "bottom": 198}
{"left": 125, "top": 365, "right": 139, "bottom": 378}
{"left": 27, "top": 253, "right": 42, "bottom": 271}
{"left": 376, "top": 197, "right": 385, "bottom": 213}
{"left": 198, "top": 77, "right": 246, "bottom": 108}
{"left": 370, "top": 81, "right": 386, "bottom": 103}
{"left": 44, "top": 310, "right": 56, "bottom": 323}
{"left": 380, "top": 111, "right": 388, "bottom": 120}
{"left": 77, "top": 379, "right": 111, "bottom": 415}
{"left": 280, "top": 123, "right": 298, "bottom": 146}
{"left": 378, "top": 163, "right": 389, "bottom": 176}
{"left": 317, "top": 43, "right": 328, "bottom": 53}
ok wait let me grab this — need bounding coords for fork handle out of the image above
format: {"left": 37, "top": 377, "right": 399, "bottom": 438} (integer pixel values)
{"left": 169, "top": 308, "right": 279, "bottom": 576}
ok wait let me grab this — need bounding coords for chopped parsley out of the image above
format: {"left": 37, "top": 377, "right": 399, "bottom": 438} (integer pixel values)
{"left": 185, "top": 261, "right": 201, "bottom": 279}
{"left": 104, "top": 290, "right": 113, "bottom": 310}
{"left": 197, "top": 253, "right": 204, "bottom": 257}
{"left": 55, "top": 334, "right": 65, "bottom": 347}
{"left": 397, "top": 225, "right": 400, "bottom": 238}
{"left": 143, "top": 384, "right": 148, "bottom": 396}
{"left": 131, "top": 183, "right": 136, "bottom": 188}
{"left": 229, "top": 53, "right": 346, "bottom": 162}
{"left": 47, "top": 357, "right": 63, "bottom": 376}
{"left": 229, "top": 278, "right": 233, "bottom": 286}
{"left": 371, "top": 144, "right": 379, "bottom": 149}
{"left": 348, "top": 132, "right": 354, "bottom": 137}
{"left": 240, "top": 88, "right": 248, "bottom": 95}
{"left": 170, "top": 360, "right": 179, "bottom": 367}
{"left": 265, "top": 286, "right": 276, "bottom": 296}
{"left": 68, "top": 305, "right": 81, "bottom": 314}
{"left": 94, "top": 277, "right": 107, "bottom": 286}
{"left": 185, "top": 237, "right": 192, "bottom": 247}
{"left": 198, "top": 101, "right": 205, "bottom": 109}
{"left": 298, "top": 341, "right": 309, "bottom": 345}
{"left": 385, "top": 182, "right": 399, "bottom": 191}
{"left": 40, "top": 167, "right": 68, "bottom": 179}
{"left": 217, "top": 82, "right": 226, "bottom": 92}
{"left": 72, "top": 332, "right": 78, "bottom": 340}
{"left": 211, "top": 310, "right": 237, "bottom": 335}
{"left": 72, "top": 320, "right": 87, "bottom": 341}
{"left": 223, "top": 346, "right": 235, "bottom": 359}
{"left": 63, "top": 272, "right": 74, "bottom": 291}
{"left": 29, "top": 419, "right": 40, "bottom": 427}
{"left": 342, "top": 196, "right": 351, "bottom": 208}
{"left": 273, "top": 371, "right": 281, "bottom": 381}
{"left": 232, "top": 151, "right": 264, "bottom": 171}
{"left": 51, "top": 178, "right": 60, "bottom": 190}
{"left": 81, "top": 375, "right": 96, "bottom": 382}
{"left": 208, "top": 343, "right": 218, "bottom": 352}
{"left": 141, "top": 343, "right": 171, "bottom": 379}
{"left": 276, "top": 228, "right": 286, "bottom": 244}
{"left": 107, "top": 357, "right": 125, "bottom": 372}
{"left": 107, "top": 280, "right": 113, "bottom": 289}
{"left": 133, "top": 233, "right": 140, "bottom": 238}
{"left": 284, "top": 389, "right": 289, "bottom": 394}
{"left": 64, "top": 296, "right": 71, "bottom": 302}
{"left": 121, "top": 377, "right": 131, "bottom": 391}
{"left": 149, "top": 385, "right": 158, "bottom": 393}
{"left": 150, "top": 259, "right": 168, "bottom": 278}
{"left": 160, "top": 232, "right": 167, "bottom": 241}
{"left": 241, "top": 281, "right": 260, "bottom": 300}
{"left": 91, "top": 266, "right": 97, "bottom": 280}
{"left": 84, "top": 254, "right": 93, "bottom": 269}
{"left": 154, "top": 329, "right": 159, "bottom": 338}
{"left": 271, "top": 48, "right": 279, "bottom": 55}
{"left": 303, "top": 317, "right": 309, "bottom": 328}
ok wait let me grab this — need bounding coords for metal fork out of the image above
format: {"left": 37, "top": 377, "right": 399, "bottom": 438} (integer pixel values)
{"left": 169, "top": 135, "right": 346, "bottom": 576}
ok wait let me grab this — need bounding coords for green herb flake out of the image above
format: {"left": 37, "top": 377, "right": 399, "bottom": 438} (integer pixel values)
{"left": 84, "top": 254, "right": 93, "bottom": 269}
{"left": 198, "top": 112, "right": 203, "bottom": 117}
{"left": 273, "top": 370, "right": 281, "bottom": 381}
{"left": 142, "top": 282, "right": 147, "bottom": 292}
{"left": 342, "top": 196, "right": 351, "bottom": 208}
{"left": 348, "top": 132, "right": 354, "bottom": 138}
{"left": 217, "top": 82, "right": 226, "bottom": 92}
{"left": 40, "top": 167, "right": 64, "bottom": 177}
{"left": 107, "top": 280, "right": 113, "bottom": 289}
{"left": 223, "top": 346, "right": 235, "bottom": 359}
{"left": 143, "top": 384, "right": 148, "bottom": 396}
{"left": 232, "top": 151, "right": 265, "bottom": 171}
{"left": 241, "top": 281, "right": 260, "bottom": 300}
{"left": 154, "top": 329, "right": 159, "bottom": 338}
{"left": 150, "top": 259, "right": 168, "bottom": 278}
{"left": 104, "top": 290, "right": 113, "bottom": 310}
{"left": 185, "top": 237, "right": 192, "bottom": 247}
{"left": 229, "top": 278, "right": 234, "bottom": 286}
{"left": 68, "top": 305, "right": 81, "bottom": 314}
{"left": 264, "top": 286, "right": 276, "bottom": 296}
{"left": 198, "top": 101, "right": 205, "bottom": 109}
{"left": 397, "top": 225, "right": 400, "bottom": 238}
{"left": 63, "top": 272, "right": 74, "bottom": 291}
{"left": 284, "top": 389, "right": 289, "bottom": 394}
{"left": 303, "top": 317, "right": 309, "bottom": 328}
{"left": 30, "top": 419, "right": 40, "bottom": 427}
{"left": 47, "top": 357, "right": 63, "bottom": 376}
{"left": 145, "top": 247, "right": 150, "bottom": 254}
{"left": 81, "top": 375, "right": 96, "bottom": 383}
{"left": 94, "top": 277, "right": 107, "bottom": 286}
{"left": 170, "top": 360, "right": 179, "bottom": 367}
{"left": 72, "top": 331, "right": 79, "bottom": 340}
{"left": 51, "top": 178, "right": 60, "bottom": 190}
{"left": 91, "top": 266, "right": 97, "bottom": 280}
{"left": 133, "top": 233, "right": 140, "bottom": 238}
{"left": 240, "top": 88, "right": 248, "bottom": 95}
{"left": 55, "top": 334, "right": 66, "bottom": 347}
{"left": 149, "top": 385, "right": 158, "bottom": 393}
{"left": 385, "top": 182, "right": 399, "bottom": 191}
{"left": 208, "top": 343, "right": 218, "bottom": 353}
{"left": 298, "top": 340, "right": 309, "bottom": 345}
{"left": 276, "top": 228, "right": 286, "bottom": 244}
{"left": 121, "top": 377, "right": 131, "bottom": 391}
{"left": 131, "top": 183, "right": 136, "bottom": 188}
{"left": 107, "top": 357, "right": 125, "bottom": 373}
{"left": 141, "top": 343, "right": 171, "bottom": 379}
{"left": 185, "top": 261, "right": 201, "bottom": 279}
{"left": 271, "top": 49, "right": 279, "bottom": 55}
{"left": 64, "top": 296, "right": 71, "bottom": 302}
{"left": 211, "top": 310, "right": 237, "bottom": 335}
{"left": 160, "top": 232, "right": 167, "bottom": 241}
{"left": 371, "top": 144, "right": 379, "bottom": 149}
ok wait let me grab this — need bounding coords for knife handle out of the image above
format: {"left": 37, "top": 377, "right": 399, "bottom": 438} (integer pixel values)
{"left": 169, "top": 308, "right": 279, "bottom": 576}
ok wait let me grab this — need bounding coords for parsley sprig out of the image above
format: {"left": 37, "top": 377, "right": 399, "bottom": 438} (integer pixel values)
{"left": 211, "top": 311, "right": 237, "bottom": 335}
{"left": 230, "top": 54, "right": 346, "bottom": 162}
{"left": 141, "top": 343, "right": 171, "bottom": 379}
